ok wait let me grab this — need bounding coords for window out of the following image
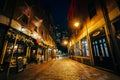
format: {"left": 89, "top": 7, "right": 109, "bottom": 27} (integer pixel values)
{"left": 75, "top": 41, "right": 80, "bottom": 56}
{"left": 116, "top": 0, "right": 120, "bottom": 9}
{"left": 22, "top": 14, "right": 28, "bottom": 24}
{"left": 34, "top": 26, "right": 38, "bottom": 32}
{"left": 81, "top": 37, "right": 89, "bottom": 56}
{"left": 92, "top": 38, "right": 110, "bottom": 57}
{"left": 103, "top": 42, "right": 109, "bottom": 57}
{"left": 88, "top": 0, "right": 96, "bottom": 19}
{"left": 76, "top": 41, "right": 79, "bottom": 48}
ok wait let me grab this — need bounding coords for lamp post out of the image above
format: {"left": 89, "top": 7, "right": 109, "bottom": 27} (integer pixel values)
{"left": 74, "top": 22, "right": 80, "bottom": 36}
{"left": 62, "top": 40, "right": 68, "bottom": 56}
{"left": 63, "top": 40, "right": 68, "bottom": 46}
{"left": 72, "top": 21, "right": 80, "bottom": 59}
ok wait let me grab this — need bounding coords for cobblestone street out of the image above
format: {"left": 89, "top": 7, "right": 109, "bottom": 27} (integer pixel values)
{"left": 9, "top": 57, "right": 120, "bottom": 80}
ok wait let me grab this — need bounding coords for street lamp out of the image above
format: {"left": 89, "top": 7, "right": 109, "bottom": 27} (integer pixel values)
{"left": 74, "top": 21, "right": 80, "bottom": 36}
{"left": 62, "top": 40, "right": 68, "bottom": 56}
{"left": 63, "top": 40, "right": 68, "bottom": 45}
{"left": 74, "top": 22, "right": 79, "bottom": 28}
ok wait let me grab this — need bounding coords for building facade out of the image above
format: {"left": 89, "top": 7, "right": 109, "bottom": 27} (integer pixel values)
{"left": 0, "top": 0, "right": 56, "bottom": 72}
{"left": 68, "top": 0, "right": 120, "bottom": 74}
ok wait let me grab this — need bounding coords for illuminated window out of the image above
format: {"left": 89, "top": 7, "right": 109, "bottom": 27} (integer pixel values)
{"left": 81, "top": 37, "right": 89, "bottom": 56}
{"left": 104, "top": 43, "right": 109, "bottom": 57}
{"left": 100, "top": 44, "right": 105, "bottom": 57}
{"left": 96, "top": 45, "right": 99, "bottom": 56}
{"left": 75, "top": 41, "right": 80, "bottom": 56}
{"left": 93, "top": 44, "right": 97, "bottom": 56}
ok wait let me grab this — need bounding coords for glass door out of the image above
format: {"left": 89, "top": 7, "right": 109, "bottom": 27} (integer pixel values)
{"left": 91, "top": 28, "right": 113, "bottom": 69}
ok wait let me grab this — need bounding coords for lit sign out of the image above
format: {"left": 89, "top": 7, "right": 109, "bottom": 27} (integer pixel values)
{"left": 92, "top": 31, "right": 100, "bottom": 37}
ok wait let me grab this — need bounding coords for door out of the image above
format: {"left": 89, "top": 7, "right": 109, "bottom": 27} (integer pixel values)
{"left": 91, "top": 28, "right": 114, "bottom": 70}
{"left": 113, "top": 18, "right": 120, "bottom": 72}
{"left": 113, "top": 19, "right": 120, "bottom": 51}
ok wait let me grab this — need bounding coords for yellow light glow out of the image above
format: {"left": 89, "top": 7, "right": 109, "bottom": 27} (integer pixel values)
{"left": 74, "top": 22, "right": 79, "bottom": 27}
{"left": 14, "top": 45, "right": 18, "bottom": 49}
{"left": 21, "top": 27, "right": 25, "bottom": 32}
{"left": 69, "top": 41, "right": 72, "bottom": 46}
{"left": 64, "top": 40, "right": 68, "bottom": 45}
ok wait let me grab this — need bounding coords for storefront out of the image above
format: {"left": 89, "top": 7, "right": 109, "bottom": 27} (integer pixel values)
{"left": 30, "top": 43, "right": 44, "bottom": 63}
{"left": 36, "top": 46, "right": 43, "bottom": 63}
{"left": 47, "top": 47, "right": 52, "bottom": 61}
{"left": 0, "top": 27, "right": 34, "bottom": 72}
{"left": 90, "top": 27, "right": 114, "bottom": 70}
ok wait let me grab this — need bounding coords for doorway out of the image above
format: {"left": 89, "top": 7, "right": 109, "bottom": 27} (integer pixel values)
{"left": 90, "top": 27, "right": 114, "bottom": 70}
{"left": 113, "top": 17, "right": 120, "bottom": 72}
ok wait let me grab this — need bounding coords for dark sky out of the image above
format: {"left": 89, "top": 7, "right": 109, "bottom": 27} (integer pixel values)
{"left": 42, "top": 0, "right": 70, "bottom": 29}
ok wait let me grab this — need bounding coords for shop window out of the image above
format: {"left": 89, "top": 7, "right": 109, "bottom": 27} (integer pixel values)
{"left": 93, "top": 41, "right": 100, "bottom": 56}
{"left": 100, "top": 44, "right": 105, "bottom": 57}
{"left": 116, "top": 0, "right": 120, "bottom": 9}
{"left": 4, "top": 42, "right": 14, "bottom": 64}
{"left": 99, "top": 40, "right": 105, "bottom": 57}
{"left": 13, "top": 44, "right": 26, "bottom": 57}
{"left": 38, "top": 48, "right": 42, "bottom": 55}
{"left": 104, "top": 43, "right": 109, "bottom": 57}
{"left": 92, "top": 37, "right": 110, "bottom": 57}
{"left": 93, "top": 42, "right": 97, "bottom": 56}
{"left": 81, "top": 37, "right": 89, "bottom": 56}
{"left": 75, "top": 41, "right": 80, "bottom": 56}
{"left": 88, "top": 0, "right": 96, "bottom": 19}
{"left": 95, "top": 41, "right": 100, "bottom": 56}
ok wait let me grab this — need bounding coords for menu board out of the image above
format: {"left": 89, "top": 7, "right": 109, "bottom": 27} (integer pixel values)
{"left": 17, "top": 56, "right": 24, "bottom": 72}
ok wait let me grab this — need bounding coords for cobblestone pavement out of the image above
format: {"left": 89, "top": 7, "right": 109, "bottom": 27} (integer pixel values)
{"left": 8, "top": 57, "right": 120, "bottom": 80}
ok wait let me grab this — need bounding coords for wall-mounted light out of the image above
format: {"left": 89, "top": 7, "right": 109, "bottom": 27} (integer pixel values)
{"left": 21, "top": 27, "right": 25, "bottom": 32}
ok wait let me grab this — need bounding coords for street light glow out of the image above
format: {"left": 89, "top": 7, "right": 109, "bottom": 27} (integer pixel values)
{"left": 74, "top": 22, "right": 79, "bottom": 27}
{"left": 64, "top": 40, "right": 68, "bottom": 45}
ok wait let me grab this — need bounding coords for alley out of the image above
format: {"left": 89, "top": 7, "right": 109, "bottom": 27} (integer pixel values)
{"left": 9, "top": 57, "right": 120, "bottom": 80}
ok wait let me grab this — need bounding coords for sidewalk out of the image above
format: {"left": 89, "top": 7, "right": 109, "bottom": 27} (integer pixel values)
{"left": 0, "top": 62, "right": 43, "bottom": 80}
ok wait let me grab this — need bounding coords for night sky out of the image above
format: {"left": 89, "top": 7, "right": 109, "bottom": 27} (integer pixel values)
{"left": 42, "top": 0, "right": 70, "bottom": 29}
